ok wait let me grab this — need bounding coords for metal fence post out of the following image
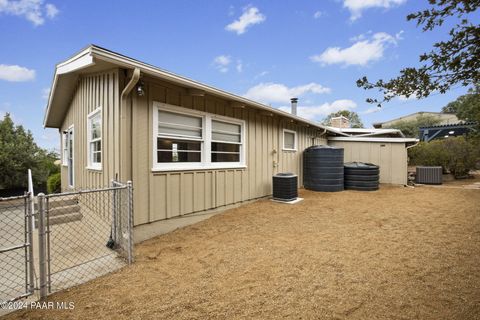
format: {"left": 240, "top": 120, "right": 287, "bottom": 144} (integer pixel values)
{"left": 111, "top": 180, "right": 117, "bottom": 243}
{"left": 126, "top": 181, "right": 134, "bottom": 264}
{"left": 37, "top": 193, "right": 47, "bottom": 299}
{"left": 26, "top": 192, "right": 35, "bottom": 295}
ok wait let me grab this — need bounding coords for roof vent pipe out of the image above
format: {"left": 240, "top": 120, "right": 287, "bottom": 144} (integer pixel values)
{"left": 291, "top": 98, "right": 298, "bottom": 116}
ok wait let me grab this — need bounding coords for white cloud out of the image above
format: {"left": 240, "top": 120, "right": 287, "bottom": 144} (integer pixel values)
{"left": 236, "top": 60, "right": 243, "bottom": 73}
{"left": 310, "top": 32, "right": 400, "bottom": 67}
{"left": 212, "top": 55, "right": 231, "bottom": 73}
{"left": 361, "top": 106, "right": 381, "bottom": 114}
{"left": 278, "top": 99, "right": 357, "bottom": 121}
{"left": 42, "top": 87, "right": 50, "bottom": 99}
{"left": 343, "top": 0, "right": 406, "bottom": 21}
{"left": 225, "top": 6, "right": 265, "bottom": 35}
{"left": 313, "top": 11, "right": 323, "bottom": 19}
{"left": 45, "top": 3, "right": 58, "bottom": 18}
{"left": 0, "top": 64, "right": 35, "bottom": 81}
{"left": 254, "top": 71, "right": 269, "bottom": 79}
{"left": 228, "top": 5, "right": 235, "bottom": 16}
{"left": 244, "top": 82, "right": 331, "bottom": 105}
{"left": 0, "top": 0, "right": 59, "bottom": 26}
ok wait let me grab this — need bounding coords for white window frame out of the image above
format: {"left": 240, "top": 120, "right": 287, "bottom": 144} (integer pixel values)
{"left": 62, "top": 131, "right": 68, "bottom": 166}
{"left": 282, "top": 129, "right": 297, "bottom": 151}
{"left": 86, "top": 107, "right": 102, "bottom": 171}
{"left": 66, "top": 125, "right": 74, "bottom": 188}
{"left": 152, "top": 102, "right": 246, "bottom": 171}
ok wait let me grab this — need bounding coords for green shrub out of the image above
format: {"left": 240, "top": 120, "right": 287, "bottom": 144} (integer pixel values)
{"left": 443, "top": 137, "right": 480, "bottom": 177}
{"left": 409, "top": 136, "right": 480, "bottom": 178}
{"left": 47, "top": 172, "right": 61, "bottom": 194}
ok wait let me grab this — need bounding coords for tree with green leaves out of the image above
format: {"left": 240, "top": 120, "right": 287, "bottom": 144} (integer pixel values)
{"left": 357, "top": 0, "right": 479, "bottom": 105}
{"left": 384, "top": 114, "right": 442, "bottom": 138}
{"left": 442, "top": 85, "right": 480, "bottom": 125}
{"left": 0, "top": 113, "right": 59, "bottom": 190}
{"left": 322, "top": 110, "right": 364, "bottom": 128}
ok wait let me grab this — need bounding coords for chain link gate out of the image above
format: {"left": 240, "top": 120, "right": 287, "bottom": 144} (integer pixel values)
{"left": 0, "top": 193, "right": 35, "bottom": 302}
{"left": 0, "top": 181, "right": 133, "bottom": 303}
{"left": 36, "top": 181, "right": 134, "bottom": 297}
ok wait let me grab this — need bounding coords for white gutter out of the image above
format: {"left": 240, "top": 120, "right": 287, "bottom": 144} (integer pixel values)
{"left": 328, "top": 137, "right": 418, "bottom": 143}
{"left": 406, "top": 140, "right": 420, "bottom": 150}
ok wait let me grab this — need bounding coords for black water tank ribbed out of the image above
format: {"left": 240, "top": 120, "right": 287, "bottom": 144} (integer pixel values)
{"left": 272, "top": 173, "right": 298, "bottom": 201}
{"left": 344, "top": 162, "right": 380, "bottom": 191}
{"left": 303, "top": 145, "right": 344, "bottom": 192}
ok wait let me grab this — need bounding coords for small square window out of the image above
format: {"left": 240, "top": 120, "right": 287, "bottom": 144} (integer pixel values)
{"left": 283, "top": 129, "right": 297, "bottom": 151}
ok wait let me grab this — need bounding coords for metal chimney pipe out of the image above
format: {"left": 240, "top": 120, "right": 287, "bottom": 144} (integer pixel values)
{"left": 291, "top": 98, "right": 298, "bottom": 116}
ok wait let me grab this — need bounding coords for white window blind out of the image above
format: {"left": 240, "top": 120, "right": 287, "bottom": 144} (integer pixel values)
{"left": 157, "top": 110, "right": 203, "bottom": 163}
{"left": 158, "top": 110, "right": 202, "bottom": 139}
{"left": 153, "top": 103, "right": 246, "bottom": 170}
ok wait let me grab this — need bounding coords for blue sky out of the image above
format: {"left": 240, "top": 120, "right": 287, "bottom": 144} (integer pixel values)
{"left": 0, "top": 0, "right": 472, "bottom": 150}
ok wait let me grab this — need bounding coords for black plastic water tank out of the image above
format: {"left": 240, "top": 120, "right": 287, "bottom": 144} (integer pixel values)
{"left": 344, "top": 162, "right": 379, "bottom": 191}
{"left": 303, "top": 145, "right": 344, "bottom": 192}
{"left": 272, "top": 173, "right": 298, "bottom": 201}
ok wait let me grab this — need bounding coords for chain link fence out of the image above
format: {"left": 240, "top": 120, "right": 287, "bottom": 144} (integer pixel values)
{"left": 40, "top": 181, "right": 133, "bottom": 295}
{"left": 0, "top": 194, "right": 34, "bottom": 302}
{"left": 0, "top": 181, "right": 133, "bottom": 303}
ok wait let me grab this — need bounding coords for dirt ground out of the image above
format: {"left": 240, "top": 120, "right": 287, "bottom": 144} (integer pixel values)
{"left": 3, "top": 185, "right": 480, "bottom": 320}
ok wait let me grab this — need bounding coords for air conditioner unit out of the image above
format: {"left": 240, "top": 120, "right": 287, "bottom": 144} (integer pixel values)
{"left": 416, "top": 166, "right": 443, "bottom": 185}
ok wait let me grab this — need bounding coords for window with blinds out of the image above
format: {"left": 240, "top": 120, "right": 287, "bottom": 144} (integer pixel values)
{"left": 157, "top": 110, "right": 203, "bottom": 163}
{"left": 211, "top": 120, "right": 241, "bottom": 162}
{"left": 153, "top": 103, "right": 245, "bottom": 170}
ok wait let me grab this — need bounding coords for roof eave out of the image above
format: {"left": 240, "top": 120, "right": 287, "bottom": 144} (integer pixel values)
{"left": 43, "top": 46, "right": 96, "bottom": 128}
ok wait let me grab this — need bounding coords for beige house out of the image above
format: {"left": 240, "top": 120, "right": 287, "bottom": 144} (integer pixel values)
{"left": 43, "top": 45, "right": 416, "bottom": 233}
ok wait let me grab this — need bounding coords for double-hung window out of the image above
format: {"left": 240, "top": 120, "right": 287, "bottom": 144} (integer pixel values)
{"left": 153, "top": 103, "right": 245, "bottom": 171}
{"left": 211, "top": 120, "right": 241, "bottom": 162}
{"left": 87, "top": 108, "right": 102, "bottom": 170}
{"left": 157, "top": 110, "right": 203, "bottom": 163}
{"left": 62, "top": 132, "right": 69, "bottom": 166}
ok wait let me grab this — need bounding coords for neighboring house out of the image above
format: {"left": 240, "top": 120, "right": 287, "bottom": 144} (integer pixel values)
{"left": 44, "top": 45, "right": 417, "bottom": 237}
{"left": 419, "top": 122, "right": 477, "bottom": 142}
{"left": 328, "top": 127, "right": 406, "bottom": 138}
{"left": 373, "top": 112, "right": 459, "bottom": 129}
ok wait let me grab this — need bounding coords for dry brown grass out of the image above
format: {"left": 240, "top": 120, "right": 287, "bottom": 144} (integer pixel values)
{"left": 4, "top": 186, "right": 480, "bottom": 320}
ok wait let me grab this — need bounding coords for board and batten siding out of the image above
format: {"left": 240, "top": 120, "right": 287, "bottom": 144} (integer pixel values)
{"left": 328, "top": 140, "right": 408, "bottom": 185}
{"left": 131, "top": 77, "right": 326, "bottom": 226}
{"left": 60, "top": 69, "right": 120, "bottom": 190}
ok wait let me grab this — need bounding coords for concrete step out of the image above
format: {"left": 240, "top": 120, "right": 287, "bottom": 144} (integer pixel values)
{"left": 34, "top": 200, "right": 82, "bottom": 227}
{"left": 35, "top": 211, "right": 83, "bottom": 228}
{"left": 34, "top": 197, "right": 79, "bottom": 210}
{"left": 48, "top": 204, "right": 81, "bottom": 217}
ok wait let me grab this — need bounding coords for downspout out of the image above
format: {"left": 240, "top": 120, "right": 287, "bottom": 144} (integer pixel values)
{"left": 405, "top": 140, "right": 420, "bottom": 186}
{"left": 319, "top": 128, "right": 327, "bottom": 144}
{"left": 406, "top": 140, "right": 420, "bottom": 150}
{"left": 121, "top": 68, "right": 141, "bottom": 99}
{"left": 118, "top": 68, "right": 140, "bottom": 181}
